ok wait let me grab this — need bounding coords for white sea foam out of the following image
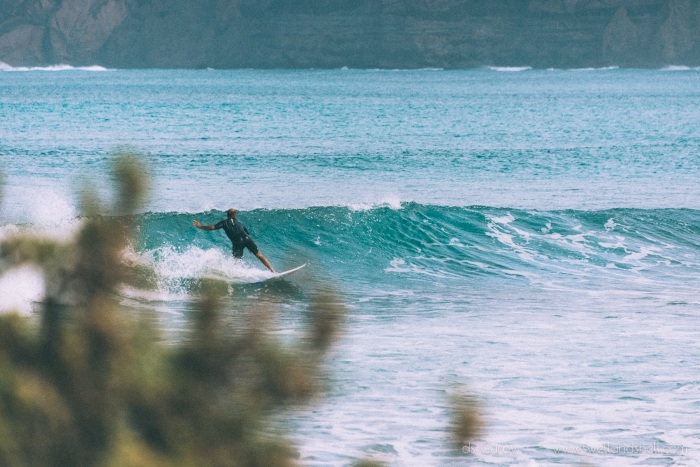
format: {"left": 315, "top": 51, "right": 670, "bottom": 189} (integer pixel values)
{"left": 348, "top": 196, "right": 403, "bottom": 211}
{"left": 623, "top": 246, "right": 661, "bottom": 262}
{"left": 0, "top": 62, "right": 109, "bottom": 72}
{"left": 599, "top": 241, "right": 625, "bottom": 249}
{"left": 10, "top": 188, "right": 83, "bottom": 241}
{"left": 384, "top": 258, "right": 458, "bottom": 279}
{"left": 0, "top": 265, "right": 44, "bottom": 315}
{"left": 0, "top": 190, "right": 82, "bottom": 313}
{"left": 484, "top": 212, "right": 555, "bottom": 264}
{"left": 562, "top": 233, "right": 588, "bottom": 249}
{"left": 118, "top": 244, "right": 274, "bottom": 301}
{"left": 563, "top": 66, "right": 620, "bottom": 71}
{"left": 486, "top": 213, "right": 515, "bottom": 225}
{"left": 119, "top": 285, "right": 190, "bottom": 304}
{"left": 358, "top": 288, "right": 417, "bottom": 303}
{"left": 141, "top": 245, "right": 272, "bottom": 288}
{"left": 486, "top": 66, "right": 532, "bottom": 72}
{"left": 29, "top": 189, "right": 78, "bottom": 227}
{"left": 345, "top": 67, "right": 444, "bottom": 72}
{"left": 661, "top": 65, "right": 694, "bottom": 71}
{"left": 448, "top": 237, "right": 466, "bottom": 247}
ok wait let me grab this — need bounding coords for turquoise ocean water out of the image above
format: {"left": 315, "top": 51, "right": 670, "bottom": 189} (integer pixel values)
{"left": 1, "top": 66, "right": 700, "bottom": 465}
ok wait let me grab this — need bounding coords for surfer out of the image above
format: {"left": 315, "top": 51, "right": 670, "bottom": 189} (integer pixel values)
{"left": 193, "top": 208, "right": 276, "bottom": 272}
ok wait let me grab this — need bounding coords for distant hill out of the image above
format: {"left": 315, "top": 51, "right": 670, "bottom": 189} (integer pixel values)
{"left": 1, "top": 0, "right": 699, "bottom": 69}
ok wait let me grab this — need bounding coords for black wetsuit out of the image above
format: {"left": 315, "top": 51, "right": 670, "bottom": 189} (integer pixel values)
{"left": 214, "top": 218, "right": 259, "bottom": 258}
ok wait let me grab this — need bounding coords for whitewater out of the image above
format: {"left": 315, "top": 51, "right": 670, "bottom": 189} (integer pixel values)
{"left": 1, "top": 66, "right": 699, "bottom": 465}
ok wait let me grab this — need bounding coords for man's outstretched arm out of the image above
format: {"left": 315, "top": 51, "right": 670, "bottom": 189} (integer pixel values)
{"left": 193, "top": 220, "right": 217, "bottom": 231}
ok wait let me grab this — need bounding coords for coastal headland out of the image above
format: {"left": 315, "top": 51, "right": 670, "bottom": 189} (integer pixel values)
{"left": 1, "top": 0, "right": 699, "bottom": 69}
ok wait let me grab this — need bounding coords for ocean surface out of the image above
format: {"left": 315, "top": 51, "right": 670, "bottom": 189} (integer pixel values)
{"left": 1, "top": 65, "right": 700, "bottom": 466}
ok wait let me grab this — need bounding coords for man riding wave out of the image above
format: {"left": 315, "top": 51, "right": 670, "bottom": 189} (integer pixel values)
{"left": 193, "top": 208, "right": 275, "bottom": 272}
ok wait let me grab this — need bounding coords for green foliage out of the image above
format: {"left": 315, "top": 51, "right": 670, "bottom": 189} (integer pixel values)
{"left": 0, "top": 153, "right": 343, "bottom": 467}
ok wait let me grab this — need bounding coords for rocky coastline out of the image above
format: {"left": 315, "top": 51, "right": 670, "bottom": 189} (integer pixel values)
{"left": 1, "top": 0, "right": 699, "bottom": 69}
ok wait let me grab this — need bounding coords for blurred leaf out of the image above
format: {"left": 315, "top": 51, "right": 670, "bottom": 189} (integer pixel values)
{"left": 450, "top": 391, "right": 483, "bottom": 451}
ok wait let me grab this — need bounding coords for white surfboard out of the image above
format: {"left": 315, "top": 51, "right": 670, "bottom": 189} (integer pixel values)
{"left": 201, "top": 264, "right": 306, "bottom": 284}
{"left": 261, "top": 263, "right": 306, "bottom": 282}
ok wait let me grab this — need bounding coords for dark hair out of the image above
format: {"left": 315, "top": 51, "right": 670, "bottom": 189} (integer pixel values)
{"left": 227, "top": 208, "right": 237, "bottom": 219}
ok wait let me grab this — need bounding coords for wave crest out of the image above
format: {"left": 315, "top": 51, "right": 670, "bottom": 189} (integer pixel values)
{"left": 0, "top": 62, "right": 109, "bottom": 72}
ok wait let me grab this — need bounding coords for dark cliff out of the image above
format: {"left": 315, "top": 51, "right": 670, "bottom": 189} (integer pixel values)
{"left": 1, "top": 0, "right": 699, "bottom": 69}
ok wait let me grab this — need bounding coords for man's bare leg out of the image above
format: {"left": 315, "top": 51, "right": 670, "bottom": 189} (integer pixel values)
{"left": 255, "top": 252, "right": 275, "bottom": 273}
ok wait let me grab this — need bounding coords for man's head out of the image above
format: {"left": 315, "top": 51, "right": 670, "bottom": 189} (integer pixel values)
{"left": 227, "top": 208, "right": 237, "bottom": 219}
